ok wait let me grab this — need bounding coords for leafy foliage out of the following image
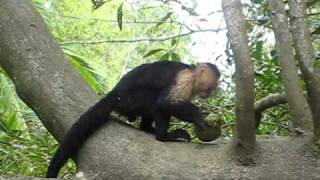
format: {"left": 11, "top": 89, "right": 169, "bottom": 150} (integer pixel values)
{"left": 62, "top": 47, "right": 107, "bottom": 94}
{"left": 0, "top": 69, "right": 75, "bottom": 177}
{"left": 0, "top": 73, "right": 26, "bottom": 132}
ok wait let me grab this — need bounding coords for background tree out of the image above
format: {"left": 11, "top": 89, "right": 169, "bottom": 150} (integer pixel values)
{"left": 222, "top": 0, "right": 256, "bottom": 152}
{"left": 288, "top": 0, "right": 320, "bottom": 144}
{"left": 267, "top": 0, "right": 313, "bottom": 133}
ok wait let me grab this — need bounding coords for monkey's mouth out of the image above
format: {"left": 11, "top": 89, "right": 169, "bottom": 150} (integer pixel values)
{"left": 199, "top": 91, "right": 211, "bottom": 98}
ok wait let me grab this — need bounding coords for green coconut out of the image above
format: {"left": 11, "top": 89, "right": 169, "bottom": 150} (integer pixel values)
{"left": 194, "top": 114, "right": 222, "bottom": 142}
{"left": 195, "top": 124, "right": 222, "bottom": 142}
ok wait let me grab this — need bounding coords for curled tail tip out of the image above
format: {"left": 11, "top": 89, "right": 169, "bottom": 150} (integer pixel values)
{"left": 46, "top": 170, "right": 58, "bottom": 178}
{"left": 46, "top": 156, "right": 62, "bottom": 178}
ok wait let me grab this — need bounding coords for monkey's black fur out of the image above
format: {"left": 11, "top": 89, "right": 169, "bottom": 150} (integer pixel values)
{"left": 46, "top": 61, "right": 220, "bottom": 178}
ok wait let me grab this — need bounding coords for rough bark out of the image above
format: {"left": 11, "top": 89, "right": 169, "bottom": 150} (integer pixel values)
{"left": 267, "top": 0, "right": 313, "bottom": 134}
{"left": 222, "top": 0, "right": 256, "bottom": 151}
{"left": 255, "top": 93, "right": 287, "bottom": 113}
{"left": 0, "top": 0, "right": 98, "bottom": 141}
{"left": 60, "top": 125, "right": 320, "bottom": 180}
{"left": 254, "top": 92, "right": 287, "bottom": 128}
{"left": 0, "top": 0, "right": 100, "bottom": 177}
{"left": 288, "top": 0, "right": 320, "bottom": 144}
{"left": 1, "top": 134, "right": 320, "bottom": 179}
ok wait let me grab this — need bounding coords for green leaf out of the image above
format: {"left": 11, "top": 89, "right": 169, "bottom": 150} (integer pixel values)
{"left": 143, "top": 49, "right": 164, "bottom": 58}
{"left": 270, "top": 49, "right": 277, "bottom": 58}
{"left": 253, "top": 41, "right": 263, "bottom": 61}
{"left": 0, "top": 73, "right": 26, "bottom": 131}
{"left": 161, "top": 12, "right": 173, "bottom": 21}
{"left": 92, "top": 0, "right": 108, "bottom": 10}
{"left": 245, "top": 21, "right": 253, "bottom": 32}
{"left": 257, "top": 19, "right": 269, "bottom": 25}
{"left": 307, "top": 0, "right": 319, "bottom": 7}
{"left": 159, "top": 53, "right": 170, "bottom": 61}
{"left": 6, "top": 110, "right": 18, "bottom": 130}
{"left": 312, "top": 27, "right": 320, "bottom": 34}
{"left": 117, "top": 3, "right": 123, "bottom": 31}
{"left": 251, "top": 0, "right": 263, "bottom": 4}
{"left": 62, "top": 48, "right": 107, "bottom": 94}
{"left": 0, "top": 121, "right": 8, "bottom": 133}
{"left": 171, "top": 39, "right": 178, "bottom": 47}
{"left": 171, "top": 52, "right": 181, "bottom": 61}
{"left": 156, "top": 12, "right": 173, "bottom": 28}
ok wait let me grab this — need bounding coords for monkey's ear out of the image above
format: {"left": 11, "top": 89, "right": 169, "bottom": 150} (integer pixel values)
{"left": 197, "top": 64, "right": 207, "bottom": 74}
{"left": 193, "top": 64, "right": 206, "bottom": 78}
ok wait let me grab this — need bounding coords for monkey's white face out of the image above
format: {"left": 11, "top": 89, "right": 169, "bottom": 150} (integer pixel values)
{"left": 198, "top": 82, "right": 217, "bottom": 98}
{"left": 196, "top": 67, "right": 219, "bottom": 98}
{"left": 199, "top": 90, "right": 212, "bottom": 98}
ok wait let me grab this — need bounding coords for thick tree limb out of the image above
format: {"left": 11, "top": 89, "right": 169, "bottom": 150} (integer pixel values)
{"left": 222, "top": 0, "right": 256, "bottom": 150}
{"left": 255, "top": 93, "right": 287, "bottom": 113}
{"left": 267, "top": 0, "right": 313, "bottom": 133}
{"left": 254, "top": 92, "right": 287, "bottom": 128}
{"left": 0, "top": 1, "right": 97, "bottom": 140}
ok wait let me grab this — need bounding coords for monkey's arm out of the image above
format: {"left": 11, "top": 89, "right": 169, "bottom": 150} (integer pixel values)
{"left": 153, "top": 111, "right": 192, "bottom": 142}
{"left": 153, "top": 100, "right": 207, "bottom": 142}
{"left": 159, "top": 101, "right": 207, "bottom": 130}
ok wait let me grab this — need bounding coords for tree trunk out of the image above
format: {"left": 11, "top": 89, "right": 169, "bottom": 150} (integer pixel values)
{"left": 0, "top": 0, "right": 98, "bottom": 141}
{"left": 288, "top": 0, "right": 320, "bottom": 144}
{"left": 222, "top": 0, "right": 256, "bottom": 151}
{"left": 0, "top": 1, "right": 319, "bottom": 179}
{"left": 267, "top": 0, "right": 313, "bottom": 134}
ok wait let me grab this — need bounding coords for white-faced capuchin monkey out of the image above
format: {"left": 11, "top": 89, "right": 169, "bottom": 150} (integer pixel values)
{"left": 46, "top": 60, "right": 220, "bottom": 178}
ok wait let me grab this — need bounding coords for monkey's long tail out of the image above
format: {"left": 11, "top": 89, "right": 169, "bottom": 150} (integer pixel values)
{"left": 46, "top": 91, "right": 119, "bottom": 178}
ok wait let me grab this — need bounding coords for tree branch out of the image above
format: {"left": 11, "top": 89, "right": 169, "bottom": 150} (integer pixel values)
{"left": 254, "top": 92, "right": 287, "bottom": 128}
{"left": 36, "top": 7, "right": 181, "bottom": 25}
{"left": 307, "top": 12, "right": 320, "bottom": 16}
{"left": 37, "top": 8, "right": 222, "bottom": 25}
{"left": 58, "top": 28, "right": 223, "bottom": 45}
{"left": 255, "top": 92, "right": 288, "bottom": 113}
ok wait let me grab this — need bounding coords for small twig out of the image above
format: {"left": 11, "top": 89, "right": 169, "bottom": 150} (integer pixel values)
{"left": 37, "top": 7, "right": 182, "bottom": 25}
{"left": 261, "top": 121, "right": 289, "bottom": 130}
{"left": 222, "top": 122, "right": 235, "bottom": 129}
{"left": 307, "top": 12, "right": 320, "bottom": 16}
{"left": 208, "top": 10, "right": 223, "bottom": 16}
{"left": 59, "top": 28, "right": 223, "bottom": 45}
{"left": 0, "top": 140, "right": 12, "bottom": 146}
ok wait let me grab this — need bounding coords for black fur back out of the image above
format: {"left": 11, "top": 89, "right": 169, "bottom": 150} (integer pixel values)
{"left": 116, "top": 61, "right": 191, "bottom": 94}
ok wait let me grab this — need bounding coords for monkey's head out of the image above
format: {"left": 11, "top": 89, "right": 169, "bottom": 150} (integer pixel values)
{"left": 193, "top": 63, "right": 220, "bottom": 98}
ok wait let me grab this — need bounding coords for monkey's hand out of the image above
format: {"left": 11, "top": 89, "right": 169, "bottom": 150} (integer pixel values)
{"left": 141, "top": 127, "right": 155, "bottom": 134}
{"left": 170, "top": 129, "right": 191, "bottom": 142}
{"left": 156, "top": 129, "right": 191, "bottom": 142}
{"left": 195, "top": 120, "right": 208, "bottom": 131}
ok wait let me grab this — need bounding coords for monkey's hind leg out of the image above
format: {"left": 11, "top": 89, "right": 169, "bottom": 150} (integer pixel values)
{"left": 140, "top": 115, "right": 155, "bottom": 134}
